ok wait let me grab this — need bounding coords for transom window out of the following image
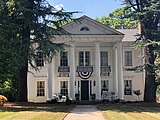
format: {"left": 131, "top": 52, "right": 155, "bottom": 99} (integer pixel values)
{"left": 60, "top": 81, "right": 68, "bottom": 96}
{"left": 36, "top": 52, "right": 44, "bottom": 67}
{"left": 60, "top": 51, "right": 68, "bottom": 66}
{"left": 124, "top": 51, "right": 132, "bottom": 66}
{"left": 101, "top": 80, "right": 109, "bottom": 94}
{"left": 124, "top": 80, "right": 132, "bottom": 95}
{"left": 100, "top": 51, "right": 108, "bottom": 66}
{"left": 79, "top": 51, "right": 90, "bottom": 66}
{"left": 37, "top": 81, "right": 45, "bottom": 96}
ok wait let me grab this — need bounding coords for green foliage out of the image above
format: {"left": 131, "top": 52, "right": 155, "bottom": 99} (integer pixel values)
{"left": 96, "top": 7, "right": 137, "bottom": 29}
{"left": 157, "top": 86, "right": 160, "bottom": 96}
{"left": 123, "top": 0, "right": 160, "bottom": 102}
{"left": 0, "top": 0, "right": 77, "bottom": 101}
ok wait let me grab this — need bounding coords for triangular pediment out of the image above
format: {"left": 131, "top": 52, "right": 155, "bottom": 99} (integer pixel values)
{"left": 63, "top": 15, "right": 123, "bottom": 35}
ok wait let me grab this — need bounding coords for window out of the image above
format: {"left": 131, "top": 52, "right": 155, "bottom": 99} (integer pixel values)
{"left": 124, "top": 51, "right": 132, "bottom": 66}
{"left": 79, "top": 51, "right": 90, "bottom": 66}
{"left": 36, "top": 52, "right": 44, "bottom": 67}
{"left": 100, "top": 51, "right": 108, "bottom": 66}
{"left": 80, "top": 27, "right": 89, "bottom": 31}
{"left": 124, "top": 80, "right": 132, "bottom": 95}
{"left": 37, "top": 81, "right": 45, "bottom": 96}
{"left": 60, "top": 81, "right": 68, "bottom": 96}
{"left": 60, "top": 52, "right": 68, "bottom": 66}
{"left": 101, "top": 80, "right": 109, "bottom": 94}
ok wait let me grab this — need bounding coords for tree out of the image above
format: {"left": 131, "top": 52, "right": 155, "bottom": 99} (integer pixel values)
{"left": 0, "top": 0, "right": 76, "bottom": 102}
{"left": 123, "top": 0, "right": 160, "bottom": 102}
{"left": 96, "top": 7, "right": 137, "bottom": 29}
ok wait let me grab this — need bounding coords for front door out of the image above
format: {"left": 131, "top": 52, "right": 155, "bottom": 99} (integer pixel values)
{"left": 81, "top": 80, "right": 89, "bottom": 100}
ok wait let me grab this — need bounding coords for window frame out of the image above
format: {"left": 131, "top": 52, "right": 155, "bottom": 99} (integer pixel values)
{"left": 124, "top": 51, "right": 132, "bottom": 66}
{"left": 60, "top": 81, "right": 68, "bottom": 96}
{"left": 60, "top": 51, "right": 68, "bottom": 66}
{"left": 101, "top": 80, "right": 109, "bottom": 94}
{"left": 124, "top": 80, "right": 132, "bottom": 95}
{"left": 37, "top": 81, "right": 45, "bottom": 96}
{"left": 78, "top": 51, "right": 90, "bottom": 66}
{"left": 100, "top": 51, "right": 108, "bottom": 66}
{"left": 36, "top": 51, "right": 44, "bottom": 67}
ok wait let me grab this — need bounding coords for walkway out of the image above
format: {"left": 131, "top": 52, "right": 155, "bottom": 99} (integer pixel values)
{"left": 63, "top": 105, "right": 105, "bottom": 120}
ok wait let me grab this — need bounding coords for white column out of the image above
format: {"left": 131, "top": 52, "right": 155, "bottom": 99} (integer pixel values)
{"left": 118, "top": 42, "right": 124, "bottom": 100}
{"left": 52, "top": 57, "right": 56, "bottom": 96}
{"left": 69, "top": 42, "right": 75, "bottom": 100}
{"left": 47, "top": 61, "right": 53, "bottom": 99}
{"left": 113, "top": 45, "right": 118, "bottom": 96}
{"left": 95, "top": 41, "right": 101, "bottom": 100}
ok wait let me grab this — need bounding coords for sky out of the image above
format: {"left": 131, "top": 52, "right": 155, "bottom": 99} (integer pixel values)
{"left": 47, "top": 0, "right": 123, "bottom": 19}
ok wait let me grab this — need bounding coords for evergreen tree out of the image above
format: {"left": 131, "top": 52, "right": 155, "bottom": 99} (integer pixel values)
{"left": 96, "top": 7, "right": 137, "bottom": 29}
{"left": 0, "top": 0, "right": 76, "bottom": 101}
{"left": 123, "top": 0, "right": 160, "bottom": 102}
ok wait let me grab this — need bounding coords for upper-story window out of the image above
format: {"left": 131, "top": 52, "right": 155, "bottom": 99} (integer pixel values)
{"left": 124, "top": 51, "right": 132, "bottom": 66}
{"left": 36, "top": 52, "right": 44, "bottom": 67}
{"left": 100, "top": 51, "right": 108, "bottom": 66}
{"left": 79, "top": 51, "right": 90, "bottom": 66}
{"left": 80, "top": 27, "right": 89, "bottom": 31}
{"left": 60, "top": 51, "right": 68, "bottom": 66}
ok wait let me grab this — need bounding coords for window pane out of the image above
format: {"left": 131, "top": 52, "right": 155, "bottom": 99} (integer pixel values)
{"left": 101, "top": 80, "right": 109, "bottom": 94}
{"left": 60, "top": 81, "right": 68, "bottom": 96}
{"left": 79, "top": 52, "right": 84, "bottom": 66}
{"left": 85, "top": 51, "right": 90, "bottom": 66}
{"left": 37, "top": 81, "right": 45, "bottom": 96}
{"left": 124, "top": 80, "right": 132, "bottom": 95}
{"left": 36, "top": 52, "right": 44, "bottom": 67}
{"left": 100, "top": 51, "right": 108, "bottom": 66}
{"left": 60, "top": 52, "right": 68, "bottom": 66}
{"left": 124, "top": 51, "right": 132, "bottom": 66}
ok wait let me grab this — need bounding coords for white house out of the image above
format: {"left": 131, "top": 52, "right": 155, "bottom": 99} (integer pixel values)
{"left": 27, "top": 15, "right": 145, "bottom": 102}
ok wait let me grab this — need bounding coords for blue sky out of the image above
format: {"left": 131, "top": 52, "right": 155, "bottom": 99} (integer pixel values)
{"left": 47, "top": 0, "right": 123, "bottom": 19}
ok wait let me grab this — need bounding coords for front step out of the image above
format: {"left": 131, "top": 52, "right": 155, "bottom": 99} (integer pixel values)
{"left": 75, "top": 100, "right": 102, "bottom": 105}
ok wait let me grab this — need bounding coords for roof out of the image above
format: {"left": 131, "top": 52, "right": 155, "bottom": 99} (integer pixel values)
{"left": 117, "top": 29, "right": 139, "bottom": 41}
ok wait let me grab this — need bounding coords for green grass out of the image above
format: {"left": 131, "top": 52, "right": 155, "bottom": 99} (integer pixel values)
{"left": 0, "top": 103, "right": 74, "bottom": 120}
{"left": 97, "top": 103, "right": 160, "bottom": 120}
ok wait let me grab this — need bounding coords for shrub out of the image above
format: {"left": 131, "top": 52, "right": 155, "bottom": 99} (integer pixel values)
{"left": 0, "top": 95, "right": 8, "bottom": 106}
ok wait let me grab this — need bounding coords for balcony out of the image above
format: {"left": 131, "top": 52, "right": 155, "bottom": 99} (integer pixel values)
{"left": 101, "top": 66, "right": 111, "bottom": 72}
{"left": 77, "top": 66, "right": 93, "bottom": 72}
{"left": 58, "top": 66, "right": 70, "bottom": 72}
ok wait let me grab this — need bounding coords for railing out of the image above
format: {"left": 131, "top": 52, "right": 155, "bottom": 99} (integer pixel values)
{"left": 77, "top": 66, "right": 93, "bottom": 72}
{"left": 101, "top": 66, "right": 111, "bottom": 72}
{"left": 58, "top": 66, "right": 70, "bottom": 72}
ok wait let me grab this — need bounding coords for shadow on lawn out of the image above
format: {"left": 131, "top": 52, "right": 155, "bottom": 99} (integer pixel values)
{"left": 97, "top": 103, "right": 160, "bottom": 113}
{"left": 0, "top": 102, "right": 74, "bottom": 113}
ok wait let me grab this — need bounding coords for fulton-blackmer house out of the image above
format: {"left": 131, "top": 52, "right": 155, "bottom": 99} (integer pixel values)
{"left": 27, "top": 16, "right": 145, "bottom": 102}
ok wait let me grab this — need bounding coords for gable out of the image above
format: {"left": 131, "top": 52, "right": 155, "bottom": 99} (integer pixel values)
{"left": 63, "top": 15, "right": 124, "bottom": 35}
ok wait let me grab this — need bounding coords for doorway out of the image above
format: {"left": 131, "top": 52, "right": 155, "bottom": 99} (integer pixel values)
{"left": 81, "top": 80, "right": 89, "bottom": 100}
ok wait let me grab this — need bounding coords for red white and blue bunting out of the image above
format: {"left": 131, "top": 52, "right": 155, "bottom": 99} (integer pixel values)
{"left": 78, "top": 71, "right": 93, "bottom": 79}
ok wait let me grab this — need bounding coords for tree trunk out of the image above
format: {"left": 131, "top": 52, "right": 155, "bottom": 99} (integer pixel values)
{"left": 18, "top": 61, "right": 28, "bottom": 102}
{"left": 144, "top": 45, "right": 156, "bottom": 102}
{"left": 144, "top": 72, "right": 156, "bottom": 102}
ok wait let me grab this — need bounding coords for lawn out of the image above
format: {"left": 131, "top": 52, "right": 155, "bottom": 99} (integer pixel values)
{"left": 0, "top": 102, "right": 74, "bottom": 120}
{"left": 97, "top": 103, "right": 160, "bottom": 120}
